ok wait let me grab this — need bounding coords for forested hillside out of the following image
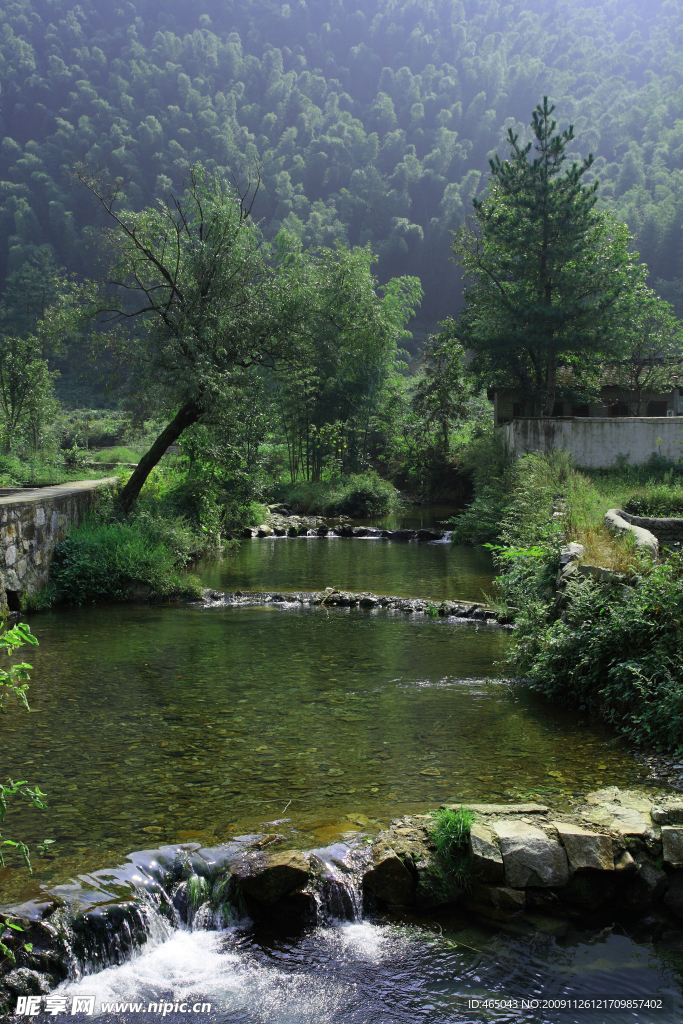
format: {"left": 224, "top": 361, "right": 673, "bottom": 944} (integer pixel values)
{"left": 2, "top": 0, "right": 683, "bottom": 335}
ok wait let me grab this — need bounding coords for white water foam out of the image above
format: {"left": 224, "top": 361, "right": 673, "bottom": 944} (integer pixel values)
{"left": 56, "top": 921, "right": 411, "bottom": 1021}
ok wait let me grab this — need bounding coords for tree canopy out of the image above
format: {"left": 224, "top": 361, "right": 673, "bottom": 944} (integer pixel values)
{"left": 2, "top": 0, "right": 683, "bottom": 344}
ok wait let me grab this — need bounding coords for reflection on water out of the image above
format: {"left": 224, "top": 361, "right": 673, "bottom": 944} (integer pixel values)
{"left": 1, "top": 602, "right": 653, "bottom": 905}
{"left": 199, "top": 537, "right": 495, "bottom": 603}
{"left": 58, "top": 916, "right": 683, "bottom": 1023}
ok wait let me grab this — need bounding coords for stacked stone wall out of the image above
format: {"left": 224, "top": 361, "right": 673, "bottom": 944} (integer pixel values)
{"left": 617, "top": 510, "right": 683, "bottom": 546}
{"left": 0, "top": 479, "right": 116, "bottom": 614}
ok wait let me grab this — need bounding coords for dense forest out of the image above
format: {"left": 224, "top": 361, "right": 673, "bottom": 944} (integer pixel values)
{"left": 2, "top": 0, "right": 683, "bottom": 344}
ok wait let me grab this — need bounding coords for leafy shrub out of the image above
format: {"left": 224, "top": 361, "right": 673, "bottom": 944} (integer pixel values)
{"left": 510, "top": 555, "right": 683, "bottom": 752}
{"left": 275, "top": 472, "right": 401, "bottom": 517}
{"left": 34, "top": 518, "right": 203, "bottom": 607}
{"left": 624, "top": 485, "right": 683, "bottom": 518}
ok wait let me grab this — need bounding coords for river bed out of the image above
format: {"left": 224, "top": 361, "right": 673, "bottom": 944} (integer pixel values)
{"left": 2, "top": 510, "right": 682, "bottom": 1021}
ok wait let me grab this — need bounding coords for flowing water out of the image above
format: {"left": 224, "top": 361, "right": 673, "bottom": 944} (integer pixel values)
{"left": 2, "top": 509, "right": 682, "bottom": 1020}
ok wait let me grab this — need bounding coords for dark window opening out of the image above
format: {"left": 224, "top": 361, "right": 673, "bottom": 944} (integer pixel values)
{"left": 512, "top": 402, "right": 524, "bottom": 417}
{"left": 5, "top": 590, "right": 21, "bottom": 612}
{"left": 552, "top": 401, "right": 564, "bottom": 417}
{"left": 646, "top": 401, "right": 667, "bottom": 416}
{"left": 609, "top": 403, "right": 630, "bottom": 417}
{"left": 572, "top": 405, "right": 590, "bottom": 417}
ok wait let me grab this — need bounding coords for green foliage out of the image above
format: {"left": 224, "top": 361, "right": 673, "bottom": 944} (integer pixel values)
{"left": 34, "top": 517, "right": 203, "bottom": 607}
{"left": 275, "top": 472, "right": 401, "bottom": 517}
{"left": 0, "top": 623, "right": 45, "bottom": 875}
{"left": 0, "top": 622, "right": 37, "bottom": 712}
{"left": 511, "top": 557, "right": 683, "bottom": 752}
{"left": 88, "top": 447, "right": 139, "bottom": 464}
{"left": 449, "top": 431, "right": 514, "bottom": 544}
{"left": 430, "top": 806, "right": 474, "bottom": 884}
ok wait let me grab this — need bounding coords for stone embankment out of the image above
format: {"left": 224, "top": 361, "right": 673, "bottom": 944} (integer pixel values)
{"left": 2, "top": 787, "right": 683, "bottom": 1006}
{"left": 200, "top": 587, "right": 502, "bottom": 623}
{"left": 0, "top": 479, "right": 116, "bottom": 614}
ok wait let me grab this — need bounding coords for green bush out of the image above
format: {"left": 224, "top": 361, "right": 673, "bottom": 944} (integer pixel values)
{"left": 275, "top": 472, "right": 401, "bottom": 517}
{"left": 33, "top": 517, "right": 203, "bottom": 607}
{"left": 88, "top": 447, "right": 139, "bottom": 464}
{"left": 510, "top": 555, "right": 683, "bottom": 752}
{"left": 624, "top": 485, "right": 683, "bottom": 518}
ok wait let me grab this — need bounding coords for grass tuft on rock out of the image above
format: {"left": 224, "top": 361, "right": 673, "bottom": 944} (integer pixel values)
{"left": 430, "top": 806, "right": 475, "bottom": 885}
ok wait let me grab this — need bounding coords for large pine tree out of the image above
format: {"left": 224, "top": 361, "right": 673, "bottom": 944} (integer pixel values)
{"left": 453, "top": 98, "right": 645, "bottom": 415}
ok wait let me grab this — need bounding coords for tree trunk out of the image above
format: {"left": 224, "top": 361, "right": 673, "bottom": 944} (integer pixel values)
{"left": 543, "top": 358, "right": 557, "bottom": 416}
{"left": 117, "top": 401, "right": 202, "bottom": 516}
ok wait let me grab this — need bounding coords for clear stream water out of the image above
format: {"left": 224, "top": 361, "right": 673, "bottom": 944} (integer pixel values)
{"left": 2, "top": 510, "right": 682, "bottom": 1021}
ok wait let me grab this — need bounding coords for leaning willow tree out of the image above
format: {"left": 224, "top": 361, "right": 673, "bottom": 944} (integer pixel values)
{"left": 79, "top": 164, "right": 419, "bottom": 512}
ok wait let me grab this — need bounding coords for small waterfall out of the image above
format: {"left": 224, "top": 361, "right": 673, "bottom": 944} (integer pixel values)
{"left": 310, "top": 842, "right": 372, "bottom": 923}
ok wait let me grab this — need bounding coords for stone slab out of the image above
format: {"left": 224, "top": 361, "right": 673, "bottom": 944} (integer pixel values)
{"left": 552, "top": 821, "right": 613, "bottom": 872}
{"left": 0, "top": 478, "right": 117, "bottom": 508}
{"left": 444, "top": 803, "right": 548, "bottom": 815}
{"left": 662, "top": 827, "right": 683, "bottom": 867}
{"left": 493, "top": 820, "right": 569, "bottom": 889}
{"left": 581, "top": 788, "right": 654, "bottom": 839}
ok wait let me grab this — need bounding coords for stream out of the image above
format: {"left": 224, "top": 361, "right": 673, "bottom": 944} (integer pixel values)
{"left": 3, "top": 508, "right": 682, "bottom": 1021}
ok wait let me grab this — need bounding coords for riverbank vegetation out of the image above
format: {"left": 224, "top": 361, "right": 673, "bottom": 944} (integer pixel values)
{"left": 464, "top": 449, "right": 683, "bottom": 751}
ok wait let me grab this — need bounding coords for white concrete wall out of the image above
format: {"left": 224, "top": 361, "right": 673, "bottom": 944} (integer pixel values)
{"left": 502, "top": 417, "right": 683, "bottom": 468}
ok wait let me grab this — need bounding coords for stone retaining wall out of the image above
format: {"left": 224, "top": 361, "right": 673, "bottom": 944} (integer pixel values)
{"left": 617, "top": 509, "right": 683, "bottom": 546}
{"left": 501, "top": 416, "right": 683, "bottom": 468}
{"left": 0, "top": 479, "right": 116, "bottom": 614}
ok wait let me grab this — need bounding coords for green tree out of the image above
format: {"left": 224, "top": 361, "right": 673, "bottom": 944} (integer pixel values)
{"left": 79, "top": 165, "right": 315, "bottom": 514}
{"left": 453, "top": 98, "right": 646, "bottom": 415}
{"left": 412, "top": 328, "right": 468, "bottom": 452}
{"left": 608, "top": 285, "right": 683, "bottom": 416}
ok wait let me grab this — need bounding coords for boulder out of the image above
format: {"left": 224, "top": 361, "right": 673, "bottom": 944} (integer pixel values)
{"left": 615, "top": 850, "right": 637, "bottom": 874}
{"left": 241, "top": 528, "right": 254, "bottom": 538}
{"left": 661, "top": 826, "right": 683, "bottom": 867}
{"left": 416, "top": 529, "right": 443, "bottom": 541}
{"left": 256, "top": 524, "right": 273, "bottom": 537}
{"left": 352, "top": 527, "right": 368, "bottom": 537}
{"left": 287, "top": 526, "right": 298, "bottom": 537}
{"left": 663, "top": 871, "right": 683, "bottom": 917}
{"left": 462, "top": 882, "right": 526, "bottom": 917}
{"left": 623, "top": 860, "right": 668, "bottom": 907}
{"left": 493, "top": 820, "right": 569, "bottom": 889}
{"left": 272, "top": 527, "right": 286, "bottom": 536}
{"left": 651, "top": 799, "right": 683, "bottom": 825}
{"left": 468, "top": 823, "right": 504, "bottom": 883}
{"left": 552, "top": 821, "right": 614, "bottom": 872}
{"left": 559, "top": 542, "right": 585, "bottom": 565}
{"left": 339, "top": 525, "right": 354, "bottom": 537}
{"left": 556, "top": 869, "right": 618, "bottom": 908}
{"left": 363, "top": 841, "right": 416, "bottom": 906}
{"left": 389, "top": 529, "right": 415, "bottom": 541}
{"left": 230, "top": 851, "right": 309, "bottom": 905}
{"left": 316, "top": 526, "right": 329, "bottom": 536}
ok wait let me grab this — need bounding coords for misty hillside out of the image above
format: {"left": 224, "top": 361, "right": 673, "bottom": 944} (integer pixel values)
{"left": 2, "top": 0, "right": 683, "bottom": 336}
